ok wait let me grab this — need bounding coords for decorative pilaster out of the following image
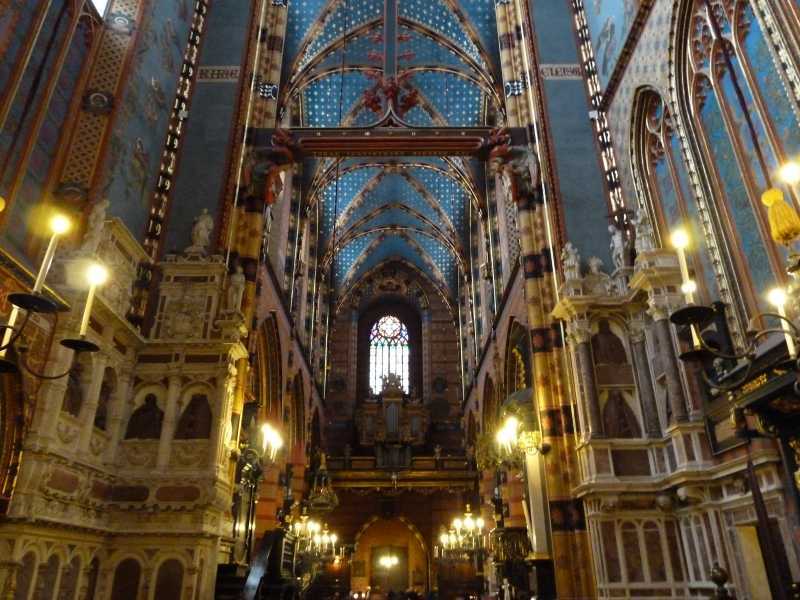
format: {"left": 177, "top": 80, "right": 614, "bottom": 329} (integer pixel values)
{"left": 209, "top": 362, "right": 237, "bottom": 477}
{"left": 104, "top": 367, "right": 133, "bottom": 464}
{"left": 29, "top": 343, "right": 75, "bottom": 446}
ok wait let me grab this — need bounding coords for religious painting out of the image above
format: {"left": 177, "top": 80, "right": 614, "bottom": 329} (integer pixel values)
{"left": 585, "top": 0, "right": 640, "bottom": 90}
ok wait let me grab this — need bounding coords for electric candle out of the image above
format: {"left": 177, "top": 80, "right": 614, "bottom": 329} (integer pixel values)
{"left": 768, "top": 288, "right": 797, "bottom": 359}
{"left": 0, "top": 213, "right": 71, "bottom": 357}
{"left": 79, "top": 263, "right": 109, "bottom": 337}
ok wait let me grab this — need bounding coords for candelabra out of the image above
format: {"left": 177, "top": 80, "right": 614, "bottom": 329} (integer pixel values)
{"left": 0, "top": 213, "right": 111, "bottom": 378}
{"left": 435, "top": 504, "right": 486, "bottom": 561}
{"left": 233, "top": 422, "right": 284, "bottom": 563}
{"left": 292, "top": 512, "right": 341, "bottom": 564}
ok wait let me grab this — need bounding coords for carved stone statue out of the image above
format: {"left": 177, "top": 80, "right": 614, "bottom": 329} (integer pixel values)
{"left": 588, "top": 256, "right": 605, "bottom": 276}
{"left": 586, "top": 256, "right": 612, "bottom": 295}
{"left": 227, "top": 266, "right": 246, "bottom": 313}
{"left": 78, "top": 198, "right": 110, "bottom": 256}
{"left": 609, "top": 225, "right": 625, "bottom": 270}
{"left": 186, "top": 208, "right": 214, "bottom": 254}
{"left": 124, "top": 394, "right": 164, "bottom": 439}
{"left": 561, "top": 241, "right": 581, "bottom": 281}
{"left": 381, "top": 372, "right": 403, "bottom": 393}
{"left": 632, "top": 208, "right": 656, "bottom": 254}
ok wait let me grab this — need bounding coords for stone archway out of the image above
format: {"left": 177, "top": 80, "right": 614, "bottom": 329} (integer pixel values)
{"left": 351, "top": 516, "right": 429, "bottom": 597}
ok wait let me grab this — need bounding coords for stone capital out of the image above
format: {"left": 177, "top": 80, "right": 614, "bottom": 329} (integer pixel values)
{"left": 567, "top": 319, "right": 593, "bottom": 345}
{"left": 628, "top": 315, "right": 647, "bottom": 344}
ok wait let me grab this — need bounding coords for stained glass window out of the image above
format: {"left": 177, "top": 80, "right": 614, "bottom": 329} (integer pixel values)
{"left": 369, "top": 316, "right": 410, "bottom": 394}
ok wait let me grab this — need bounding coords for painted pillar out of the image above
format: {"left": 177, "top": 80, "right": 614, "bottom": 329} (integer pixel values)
{"left": 494, "top": 0, "right": 595, "bottom": 595}
{"left": 156, "top": 374, "right": 183, "bottom": 470}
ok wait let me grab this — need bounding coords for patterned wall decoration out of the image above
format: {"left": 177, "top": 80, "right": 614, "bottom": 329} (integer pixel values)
{"left": 101, "top": 0, "right": 194, "bottom": 240}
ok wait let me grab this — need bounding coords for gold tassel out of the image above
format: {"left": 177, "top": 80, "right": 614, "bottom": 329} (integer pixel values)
{"left": 762, "top": 188, "right": 800, "bottom": 245}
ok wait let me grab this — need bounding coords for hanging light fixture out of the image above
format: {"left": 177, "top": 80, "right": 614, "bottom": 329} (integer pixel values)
{"left": 435, "top": 504, "right": 486, "bottom": 561}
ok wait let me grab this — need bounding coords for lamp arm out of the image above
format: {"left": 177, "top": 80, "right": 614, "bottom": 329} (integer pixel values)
{"left": 700, "top": 358, "right": 756, "bottom": 393}
{"left": 758, "top": 312, "right": 800, "bottom": 337}
{"left": 692, "top": 312, "right": 798, "bottom": 363}
{"left": 17, "top": 349, "right": 75, "bottom": 380}
{"left": 0, "top": 311, "right": 32, "bottom": 351}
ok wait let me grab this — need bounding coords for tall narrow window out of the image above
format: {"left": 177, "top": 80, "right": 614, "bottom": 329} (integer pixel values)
{"left": 369, "top": 316, "right": 410, "bottom": 394}
{"left": 633, "top": 91, "right": 718, "bottom": 302}
{"left": 683, "top": 0, "right": 800, "bottom": 305}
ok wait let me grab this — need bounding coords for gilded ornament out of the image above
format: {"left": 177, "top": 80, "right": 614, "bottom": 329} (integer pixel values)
{"left": 762, "top": 188, "right": 800, "bottom": 245}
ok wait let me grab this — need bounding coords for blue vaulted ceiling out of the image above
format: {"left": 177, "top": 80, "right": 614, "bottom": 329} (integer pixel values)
{"left": 282, "top": 1, "right": 501, "bottom": 303}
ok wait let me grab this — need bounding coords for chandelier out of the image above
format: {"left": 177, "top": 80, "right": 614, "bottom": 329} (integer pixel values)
{"left": 435, "top": 504, "right": 486, "bottom": 561}
{"left": 292, "top": 513, "right": 341, "bottom": 564}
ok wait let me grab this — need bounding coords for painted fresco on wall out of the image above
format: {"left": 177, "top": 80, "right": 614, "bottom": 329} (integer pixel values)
{"left": 586, "top": 0, "right": 640, "bottom": 90}
{"left": 102, "top": 0, "right": 192, "bottom": 241}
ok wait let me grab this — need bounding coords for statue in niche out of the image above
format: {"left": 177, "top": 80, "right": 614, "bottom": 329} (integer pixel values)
{"left": 631, "top": 208, "right": 656, "bottom": 254}
{"left": 609, "top": 224, "right": 625, "bottom": 271}
{"left": 124, "top": 394, "right": 164, "bottom": 439}
{"left": 186, "top": 208, "right": 214, "bottom": 254}
{"left": 227, "top": 266, "right": 246, "bottom": 313}
{"left": 174, "top": 394, "right": 212, "bottom": 439}
{"left": 591, "top": 320, "right": 628, "bottom": 365}
{"left": 78, "top": 198, "right": 110, "bottom": 256}
{"left": 561, "top": 241, "right": 581, "bottom": 281}
{"left": 602, "top": 391, "right": 641, "bottom": 438}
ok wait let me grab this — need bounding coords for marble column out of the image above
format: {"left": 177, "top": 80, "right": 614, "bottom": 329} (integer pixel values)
{"left": 629, "top": 319, "right": 662, "bottom": 437}
{"left": 649, "top": 304, "right": 688, "bottom": 423}
{"left": 570, "top": 322, "right": 603, "bottom": 437}
{"left": 105, "top": 368, "right": 134, "bottom": 464}
{"left": 76, "top": 353, "right": 109, "bottom": 455}
{"left": 156, "top": 374, "right": 183, "bottom": 470}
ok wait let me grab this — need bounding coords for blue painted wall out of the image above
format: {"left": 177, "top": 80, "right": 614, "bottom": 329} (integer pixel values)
{"left": 166, "top": 0, "right": 253, "bottom": 253}
{"left": 530, "top": 0, "right": 611, "bottom": 266}
{"left": 101, "top": 0, "right": 194, "bottom": 243}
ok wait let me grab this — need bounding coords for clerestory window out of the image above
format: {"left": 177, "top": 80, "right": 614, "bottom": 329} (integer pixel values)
{"left": 369, "top": 315, "right": 410, "bottom": 394}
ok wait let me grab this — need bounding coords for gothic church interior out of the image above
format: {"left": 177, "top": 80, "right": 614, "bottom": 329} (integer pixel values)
{"left": 1, "top": 0, "right": 800, "bottom": 598}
